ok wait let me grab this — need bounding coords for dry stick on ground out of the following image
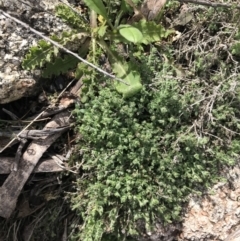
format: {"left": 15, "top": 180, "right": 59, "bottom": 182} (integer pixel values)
{"left": 0, "top": 157, "right": 66, "bottom": 174}
{"left": 177, "top": 0, "right": 240, "bottom": 10}
{"left": 0, "top": 77, "right": 75, "bottom": 153}
{"left": 11, "top": 138, "right": 27, "bottom": 171}
{"left": 0, "top": 111, "right": 70, "bottom": 218}
{"left": 0, "top": 10, "right": 128, "bottom": 86}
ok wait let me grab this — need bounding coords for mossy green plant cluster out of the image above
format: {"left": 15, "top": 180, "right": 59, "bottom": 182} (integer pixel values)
{"left": 20, "top": 0, "right": 240, "bottom": 240}
{"left": 71, "top": 48, "right": 240, "bottom": 240}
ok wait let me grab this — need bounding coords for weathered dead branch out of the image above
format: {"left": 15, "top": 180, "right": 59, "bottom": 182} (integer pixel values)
{"left": 0, "top": 157, "right": 66, "bottom": 174}
{"left": 0, "top": 111, "right": 70, "bottom": 218}
{"left": 177, "top": 0, "right": 240, "bottom": 10}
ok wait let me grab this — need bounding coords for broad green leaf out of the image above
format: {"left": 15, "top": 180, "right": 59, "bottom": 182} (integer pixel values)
{"left": 83, "top": 0, "right": 108, "bottom": 20}
{"left": 113, "top": 61, "right": 142, "bottom": 98}
{"left": 132, "top": 20, "right": 175, "bottom": 44}
{"left": 97, "top": 39, "right": 142, "bottom": 98}
{"left": 118, "top": 25, "right": 143, "bottom": 43}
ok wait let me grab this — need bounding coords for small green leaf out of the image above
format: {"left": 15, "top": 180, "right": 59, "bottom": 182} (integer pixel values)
{"left": 83, "top": 0, "right": 108, "bottom": 20}
{"left": 97, "top": 25, "right": 107, "bottom": 37}
{"left": 118, "top": 25, "right": 143, "bottom": 43}
{"left": 113, "top": 61, "right": 142, "bottom": 98}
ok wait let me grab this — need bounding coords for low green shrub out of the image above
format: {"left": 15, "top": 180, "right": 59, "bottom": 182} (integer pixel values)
{"left": 71, "top": 48, "right": 240, "bottom": 240}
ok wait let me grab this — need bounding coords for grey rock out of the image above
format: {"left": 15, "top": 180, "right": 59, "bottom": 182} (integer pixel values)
{"left": 0, "top": 0, "right": 72, "bottom": 103}
{"left": 179, "top": 163, "right": 240, "bottom": 241}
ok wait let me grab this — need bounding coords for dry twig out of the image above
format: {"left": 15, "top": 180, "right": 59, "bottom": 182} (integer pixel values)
{"left": 0, "top": 157, "right": 66, "bottom": 174}
{"left": 0, "top": 10, "right": 129, "bottom": 85}
{"left": 178, "top": 0, "right": 240, "bottom": 10}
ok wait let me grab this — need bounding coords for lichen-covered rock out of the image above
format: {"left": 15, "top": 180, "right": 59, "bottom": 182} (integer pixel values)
{"left": 179, "top": 164, "right": 240, "bottom": 241}
{"left": 134, "top": 163, "right": 240, "bottom": 241}
{"left": 0, "top": 0, "right": 72, "bottom": 103}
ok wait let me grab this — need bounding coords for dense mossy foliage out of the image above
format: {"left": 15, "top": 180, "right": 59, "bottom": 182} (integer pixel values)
{"left": 4, "top": 0, "right": 239, "bottom": 240}
{"left": 71, "top": 48, "right": 240, "bottom": 240}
